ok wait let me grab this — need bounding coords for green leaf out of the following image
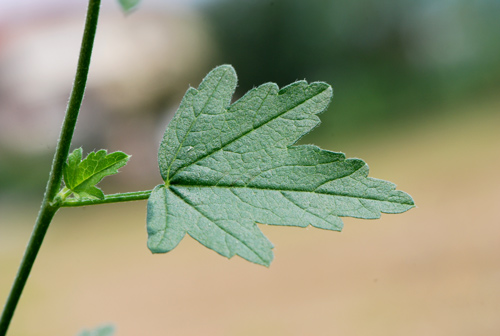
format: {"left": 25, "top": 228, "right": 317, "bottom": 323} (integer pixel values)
{"left": 148, "top": 65, "right": 414, "bottom": 266}
{"left": 117, "top": 0, "right": 140, "bottom": 13}
{"left": 78, "top": 324, "right": 115, "bottom": 336}
{"left": 63, "top": 148, "right": 130, "bottom": 200}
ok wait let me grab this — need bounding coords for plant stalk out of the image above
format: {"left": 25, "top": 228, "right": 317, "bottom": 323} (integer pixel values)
{"left": 0, "top": 0, "right": 102, "bottom": 334}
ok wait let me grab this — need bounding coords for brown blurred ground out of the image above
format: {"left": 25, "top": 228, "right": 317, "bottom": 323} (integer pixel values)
{"left": 1, "top": 96, "right": 499, "bottom": 336}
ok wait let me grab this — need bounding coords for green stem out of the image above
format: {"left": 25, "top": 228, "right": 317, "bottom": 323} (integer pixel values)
{"left": 47, "top": 0, "right": 102, "bottom": 202}
{"left": 61, "top": 190, "right": 152, "bottom": 207}
{"left": 0, "top": 204, "right": 59, "bottom": 335}
{"left": 0, "top": 0, "right": 101, "bottom": 334}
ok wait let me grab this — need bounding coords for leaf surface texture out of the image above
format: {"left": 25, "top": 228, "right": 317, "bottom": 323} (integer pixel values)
{"left": 148, "top": 65, "right": 414, "bottom": 266}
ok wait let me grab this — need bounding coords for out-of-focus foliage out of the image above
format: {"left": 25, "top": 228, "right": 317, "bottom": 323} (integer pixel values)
{"left": 117, "top": 0, "right": 140, "bottom": 13}
{"left": 204, "top": 0, "right": 500, "bottom": 138}
{"left": 78, "top": 324, "right": 115, "bottom": 336}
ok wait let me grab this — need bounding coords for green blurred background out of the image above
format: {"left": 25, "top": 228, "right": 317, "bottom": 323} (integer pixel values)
{"left": 1, "top": 0, "right": 499, "bottom": 335}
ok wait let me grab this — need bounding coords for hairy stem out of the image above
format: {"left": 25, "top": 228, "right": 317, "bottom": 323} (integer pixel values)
{"left": 47, "top": 0, "right": 102, "bottom": 202}
{"left": 61, "top": 190, "right": 152, "bottom": 207}
{"left": 0, "top": 0, "right": 102, "bottom": 334}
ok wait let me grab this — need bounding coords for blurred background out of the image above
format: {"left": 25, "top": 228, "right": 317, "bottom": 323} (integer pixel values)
{"left": 1, "top": 0, "right": 499, "bottom": 335}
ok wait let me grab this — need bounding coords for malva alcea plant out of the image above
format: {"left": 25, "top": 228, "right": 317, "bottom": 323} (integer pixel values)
{"left": 0, "top": 0, "right": 414, "bottom": 334}
{"left": 147, "top": 65, "right": 414, "bottom": 266}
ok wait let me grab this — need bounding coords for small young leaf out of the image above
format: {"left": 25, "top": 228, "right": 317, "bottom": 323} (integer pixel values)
{"left": 147, "top": 65, "right": 414, "bottom": 266}
{"left": 117, "top": 0, "right": 140, "bottom": 13}
{"left": 63, "top": 148, "right": 130, "bottom": 200}
{"left": 78, "top": 324, "right": 115, "bottom": 336}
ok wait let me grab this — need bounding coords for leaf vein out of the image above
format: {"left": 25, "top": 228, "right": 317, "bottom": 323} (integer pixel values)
{"left": 168, "top": 186, "right": 267, "bottom": 263}
{"left": 166, "top": 67, "right": 231, "bottom": 181}
{"left": 172, "top": 184, "right": 412, "bottom": 206}
{"left": 171, "top": 85, "right": 329, "bottom": 181}
{"left": 279, "top": 191, "right": 329, "bottom": 226}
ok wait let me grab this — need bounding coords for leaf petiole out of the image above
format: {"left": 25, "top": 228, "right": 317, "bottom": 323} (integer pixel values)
{"left": 61, "top": 190, "right": 152, "bottom": 207}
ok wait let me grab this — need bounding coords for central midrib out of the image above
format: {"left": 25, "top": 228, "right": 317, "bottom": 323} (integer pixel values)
{"left": 168, "top": 182, "right": 413, "bottom": 205}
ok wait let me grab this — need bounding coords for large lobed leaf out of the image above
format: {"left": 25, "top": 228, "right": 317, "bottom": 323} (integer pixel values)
{"left": 147, "top": 65, "right": 414, "bottom": 266}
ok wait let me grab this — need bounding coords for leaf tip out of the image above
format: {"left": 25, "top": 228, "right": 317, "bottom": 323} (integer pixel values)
{"left": 214, "top": 64, "right": 236, "bottom": 73}
{"left": 209, "top": 64, "right": 237, "bottom": 82}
